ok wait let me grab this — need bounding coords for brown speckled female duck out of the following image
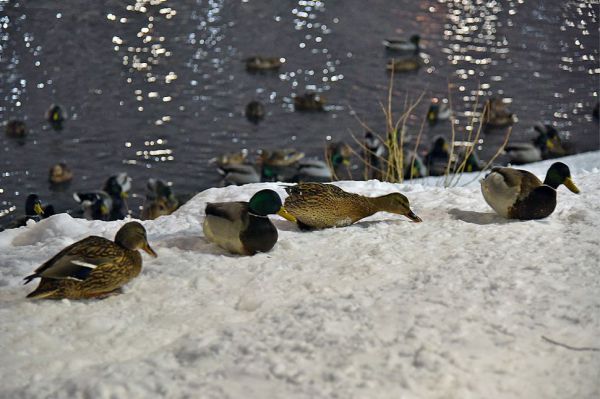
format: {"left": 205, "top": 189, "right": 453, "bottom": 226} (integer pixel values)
{"left": 24, "top": 222, "right": 157, "bottom": 299}
{"left": 282, "top": 183, "right": 422, "bottom": 230}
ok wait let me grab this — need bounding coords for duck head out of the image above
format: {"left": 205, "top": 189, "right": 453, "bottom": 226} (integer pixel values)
{"left": 375, "top": 192, "right": 422, "bottom": 222}
{"left": 104, "top": 173, "right": 132, "bottom": 199}
{"left": 25, "top": 194, "right": 44, "bottom": 217}
{"left": 248, "top": 189, "right": 296, "bottom": 221}
{"left": 543, "top": 162, "right": 580, "bottom": 193}
{"left": 114, "top": 221, "right": 157, "bottom": 257}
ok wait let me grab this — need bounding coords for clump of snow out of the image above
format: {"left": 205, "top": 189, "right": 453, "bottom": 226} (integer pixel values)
{"left": 1, "top": 152, "right": 599, "bottom": 398}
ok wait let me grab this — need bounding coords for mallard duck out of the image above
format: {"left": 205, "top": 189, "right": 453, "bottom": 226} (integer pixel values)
{"left": 49, "top": 162, "right": 73, "bottom": 185}
{"left": 382, "top": 34, "right": 421, "bottom": 54}
{"left": 217, "top": 163, "right": 261, "bottom": 186}
{"left": 259, "top": 148, "right": 305, "bottom": 167}
{"left": 245, "top": 100, "right": 265, "bottom": 124}
{"left": 386, "top": 57, "right": 421, "bottom": 72}
{"left": 424, "top": 136, "right": 450, "bottom": 176}
{"left": 73, "top": 191, "right": 112, "bottom": 221}
{"left": 427, "top": 98, "right": 451, "bottom": 126}
{"left": 23, "top": 221, "right": 157, "bottom": 299}
{"left": 5, "top": 119, "right": 27, "bottom": 138}
{"left": 141, "top": 179, "right": 179, "bottom": 220}
{"left": 4, "top": 194, "right": 55, "bottom": 229}
{"left": 282, "top": 183, "right": 422, "bottom": 230}
{"left": 505, "top": 123, "right": 566, "bottom": 164}
{"left": 203, "top": 189, "right": 293, "bottom": 255}
{"left": 245, "top": 56, "right": 284, "bottom": 71}
{"left": 326, "top": 141, "right": 352, "bottom": 168}
{"left": 483, "top": 97, "right": 515, "bottom": 128}
{"left": 480, "top": 162, "right": 580, "bottom": 220}
{"left": 291, "top": 159, "right": 333, "bottom": 182}
{"left": 364, "top": 131, "right": 386, "bottom": 180}
{"left": 103, "top": 173, "right": 132, "bottom": 220}
{"left": 294, "top": 93, "right": 325, "bottom": 111}
{"left": 403, "top": 150, "right": 428, "bottom": 179}
{"left": 46, "top": 104, "right": 66, "bottom": 131}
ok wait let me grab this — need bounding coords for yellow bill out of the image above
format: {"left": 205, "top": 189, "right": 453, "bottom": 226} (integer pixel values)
{"left": 564, "top": 177, "right": 580, "bottom": 194}
{"left": 277, "top": 207, "right": 297, "bottom": 223}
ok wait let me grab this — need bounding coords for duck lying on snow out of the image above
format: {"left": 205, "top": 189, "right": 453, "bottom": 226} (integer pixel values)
{"left": 282, "top": 182, "right": 422, "bottom": 230}
{"left": 480, "top": 162, "right": 580, "bottom": 220}
{"left": 203, "top": 189, "right": 295, "bottom": 256}
{"left": 24, "top": 222, "right": 157, "bottom": 299}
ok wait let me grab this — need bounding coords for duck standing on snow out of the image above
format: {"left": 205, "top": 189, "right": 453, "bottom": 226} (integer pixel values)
{"left": 282, "top": 182, "right": 422, "bottom": 230}
{"left": 23, "top": 221, "right": 157, "bottom": 299}
{"left": 203, "top": 189, "right": 294, "bottom": 255}
{"left": 480, "top": 162, "right": 580, "bottom": 220}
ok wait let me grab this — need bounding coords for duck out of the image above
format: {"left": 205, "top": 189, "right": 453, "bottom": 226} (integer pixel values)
{"left": 291, "top": 159, "right": 333, "bottom": 182}
{"left": 5, "top": 119, "right": 27, "bottom": 138}
{"left": 505, "top": 123, "right": 566, "bottom": 164}
{"left": 203, "top": 189, "right": 293, "bottom": 255}
{"left": 427, "top": 98, "right": 451, "bottom": 126}
{"left": 364, "top": 131, "right": 386, "bottom": 180}
{"left": 482, "top": 97, "right": 516, "bottom": 129}
{"left": 23, "top": 221, "right": 157, "bottom": 299}
{"left": 386, "top": 57, "right": 421, "bottom": 72}
{"left": 73, "top": 191, "right": 113, "bottom": 221}
{"left": 480, "top": 162, "right": 580, "bottom": 220}
{"left": 382, "top": 34, "right": 421, "bottom": 54}
{"left": 282, "top": 182, "right": 422, "bottom": 230}
{"left": 245, "top": 56, "right": 284, "bottom": 71}
{"left": 294, "top": 93, "right": 325, "bottom": 111}
{"left": 245, "top": 100, "right": 265, "bottom": 124}
{"left": 259, "top": 148, "right": 306, "bottom": 182}
{"left": 46, "top": 104, "right": 67, "bottom": 131}
{"left": 49, "top": 162, "right": 73, "bottom": 185}
{"left": 424, "top": 136, "right": 451, "bottom": 176}
{"left": 403, "top": 150, "right": 428, "bottom": 179}
{"left": 141, "top": 179, "right": 179, "bottom": 220}
{"left": 593, "top": 102, "right": 599, "bottom": 120}
{"left": 326, "top": 141, "right": 352, "bottom": 169}
{"left": 103, "top": 173, "right": 132, "bottom": 220}
{"left": 4, "top": 194, "right": 55, "bottom": 229}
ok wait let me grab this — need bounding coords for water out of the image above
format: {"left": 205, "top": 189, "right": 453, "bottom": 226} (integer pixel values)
{"left": 1, "top": 0, "right": 598, "bottom": 225}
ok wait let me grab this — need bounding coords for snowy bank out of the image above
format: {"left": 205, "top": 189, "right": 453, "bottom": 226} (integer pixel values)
{"left": 1, "top": 152, "right": 599, "bottom": 399}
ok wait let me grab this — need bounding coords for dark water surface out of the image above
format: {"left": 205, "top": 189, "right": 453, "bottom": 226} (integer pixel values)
{"left": 1, "top": 0, "right": 598, "bottom": 224}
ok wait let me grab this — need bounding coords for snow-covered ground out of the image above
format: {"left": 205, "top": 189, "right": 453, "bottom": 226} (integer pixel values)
{"left": 1, "top": 152, "right": 599, "bottom": 399}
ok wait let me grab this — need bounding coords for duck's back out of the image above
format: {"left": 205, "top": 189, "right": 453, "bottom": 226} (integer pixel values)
{"left": 204, "top": 202, "right": 249, "bottom": 254}
{"left": 284, "top": 183, "right": 373, "bottom": 229}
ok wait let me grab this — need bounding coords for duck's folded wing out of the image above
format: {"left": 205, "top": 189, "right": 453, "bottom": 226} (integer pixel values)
{"left": 205, "top": 202, "right": 248, "bottom": 222}
{"left": 24, "top": 236, "right": 113, "bottom": 283}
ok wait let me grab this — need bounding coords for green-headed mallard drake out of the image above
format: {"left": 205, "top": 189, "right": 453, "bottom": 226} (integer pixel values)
{"left": 505, "top": 123, "right": 567, "bottom": 164}
{"left": 424, "top": 136, "right": 451, "bottom": 176}
{"left": 294, "top": 93, "right": 325, "bottom": 111}
{"left": 103, "top": 173, "right": 132, "bottom": 220}
{"left": 73, "top": 191, "right": 113, "bottom": 221}
{"left": 480, "top": 162, "right": 580, "bottom": 220}
{"left": 23, "top": 221, "right": 157, "bottom": 299}
{"left": 49, "top": 162, "right": 73, "bottom": 185}
{"left": 46, "top": 104, "right": 67, "bottom": 131}
{"left": 5, "top": 119, "right": 27, "bottom": 138}
{"left": 382, "top": 34, "right": 421, "bottom": 54}
{"left": 245, "top": 100, "right": 265, "bottom": 124}
{"left": 282, "top": 183, "right": 422, "bottom": 230}
{"left": 5, "top": 194, "right": 55, "bottom": 229}
{"left": 245, "top": 56, "right": 284, "bottom": 71}
{"left": 427, "top": 98, "right": 451, "bottom": 126}
{"left": 386, "top": 57, "right": 421, "bottom": 72}
{"left": 203, "top": 189, "right": 293, "bottom": 255}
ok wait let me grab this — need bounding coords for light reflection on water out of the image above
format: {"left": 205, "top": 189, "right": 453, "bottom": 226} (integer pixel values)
{"left": 0, "top": 0, "right": 598, "bottom": 225}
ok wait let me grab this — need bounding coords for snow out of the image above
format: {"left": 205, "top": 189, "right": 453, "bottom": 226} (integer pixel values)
{"left": 1, "top": 152, "right": 599, "bottom": 399}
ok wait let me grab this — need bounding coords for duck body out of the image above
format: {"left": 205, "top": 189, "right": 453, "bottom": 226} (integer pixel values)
{"left": 103, "top": 173, "right": 132, "bottom": 220}
{"left": 245, "top": 101, "right": 265, "bottom": 124}
{"left": 386, "top": 57, "right": 421, "bottom": 72}
{"left": 480, "top": 162, "right": 580, "bottom": 220}
{"left": 49, "top": 162, "right": 73, "bottom": 185}
{"left": 427, "top": 98, "right": 450, "bottom": 126}
{"left": 24, "top": 222, "right": 157, "bottom": 299}
{"left": 5, "top": 120, "right": 27, "bottom": 138}
{"left": 283, "top": 183, "right": 422, "bottom": 230}
{"left": 142, "top": 179, "right": 180, "bottom": 219}
{"left": 46, "top": 104, "right": 66, "bottom": 131}
{"left": 73, "top": 191, "right": 113, "bottom": 221}
{"left": 219, "top": 163, "right": 261, "bottom": 185}
{"left": 4, "top": 194, "right": 55, "bottom": 229}
{"left": 203, "top": 189, "right": 288, "bottom": 255}
{"left": 245, "top": 56, "right": 283, "bottom": 71}
{"left": 294, "top": 93, "right": 325, "bottom": 111}
{"left": 382, "top": 34, "right": 420, "bottom": 53}
{"left": 424, "top": 136, "right": 450, "bottom": 176}
{"left": 483, "top": 98, "right": 515, "bottom": 129}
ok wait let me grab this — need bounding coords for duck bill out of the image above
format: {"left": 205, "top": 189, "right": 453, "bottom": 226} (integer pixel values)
{"left": 143, "top": 242, "right": 158, "bottom": 258}
{"left": 277, "top": 207, "right": 297, "bottom": 223}
{"left": 33, "top": 202, "right": 44, "bottom": 216}
{"left": 564, "top": 177, "right": 580, "bottom": 194}
{"left": 406, "top": 210, "right": 423, "bottom": 223}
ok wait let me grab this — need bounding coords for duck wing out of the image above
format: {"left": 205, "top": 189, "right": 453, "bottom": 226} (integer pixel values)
{"left": 511, "top": 185, "right": 556, "bottom": 220}
{"left": 23, "top": 236, "right": 116, "bottom": 284}
{"left": 205, "top": 201, "right": 248, "bottom": 222}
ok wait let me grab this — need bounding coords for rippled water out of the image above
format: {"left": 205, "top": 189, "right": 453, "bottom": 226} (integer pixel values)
{"left": 1, "top": 0, "right": 598, "bottom": 224}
